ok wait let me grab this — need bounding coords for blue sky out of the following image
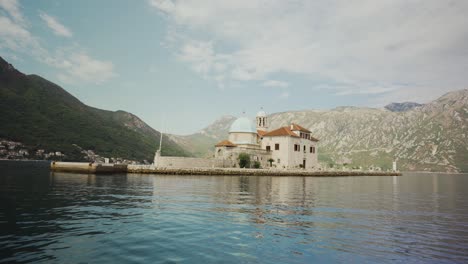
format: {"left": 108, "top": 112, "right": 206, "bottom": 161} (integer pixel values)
{"left": 1, "top": 0, "right": 467, "bottom": 134}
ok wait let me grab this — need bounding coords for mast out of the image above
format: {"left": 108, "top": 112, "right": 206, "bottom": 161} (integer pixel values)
{"left": 154, "top": 114, "right": 164, "bottom": 166}
{"left": 158, "top": 129, "right": 163, "bottom": 153}
{"left": 158, "top": 113, "right": 165, "bottom": 154}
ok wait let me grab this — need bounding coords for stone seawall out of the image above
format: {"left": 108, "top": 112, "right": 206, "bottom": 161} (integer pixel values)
{"left": 155, "top": 156, "right": 235, "bottom": 168}
{"left": 51, "top": 162, "right": 402, "bottom": 176}
{"left": 127, "top": 165, "right": 402, "bottom": 177}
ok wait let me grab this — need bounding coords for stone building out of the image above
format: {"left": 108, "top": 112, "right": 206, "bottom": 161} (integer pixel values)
{"left": 215, "top": 110, "right": 319, "bottom": 169}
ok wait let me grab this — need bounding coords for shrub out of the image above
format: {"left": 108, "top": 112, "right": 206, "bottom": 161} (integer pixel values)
{"left": 253, "top": 161, "right": 261, "bottom": 169}
{"left": 238, "top": 153, "right": 250, "bottom": 168}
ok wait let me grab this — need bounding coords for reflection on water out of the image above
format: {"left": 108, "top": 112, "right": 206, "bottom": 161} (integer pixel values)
{"left": 1, "top": 161, "right": 468, "bottom": 263}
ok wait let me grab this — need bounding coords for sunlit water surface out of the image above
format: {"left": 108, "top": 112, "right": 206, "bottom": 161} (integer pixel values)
{"left": 1, "top": 161, "right": 468, "bottom": 263}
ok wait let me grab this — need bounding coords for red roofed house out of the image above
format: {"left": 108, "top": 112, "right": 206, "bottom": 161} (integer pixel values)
{"left": 214, "top": 110, "right": 319, "bottom": 169}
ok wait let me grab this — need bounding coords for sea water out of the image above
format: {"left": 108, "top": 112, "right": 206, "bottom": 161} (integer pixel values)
{"left": 1, "top": 161, "right": 467, "bottom": 263}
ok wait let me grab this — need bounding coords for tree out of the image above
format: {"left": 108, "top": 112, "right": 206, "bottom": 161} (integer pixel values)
{"left": 268, "top": 158, "right": 274, "bottom": 167}
{"left": 238, "top": 153, "right": 250, "bottom": 168}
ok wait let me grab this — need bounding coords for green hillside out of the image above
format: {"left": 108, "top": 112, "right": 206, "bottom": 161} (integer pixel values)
{"left": 0, "top": 57, "right": 189, "bottom": 162}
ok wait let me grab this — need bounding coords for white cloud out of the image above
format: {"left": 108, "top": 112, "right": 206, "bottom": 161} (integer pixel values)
{"left": 0, "top": 16, "right": 32, "bottom": 50}
{"left": 0, "top": 5, "right": 45, "bottom": 58}
{"left": 53, "top": 51, "right": 116, "bottom": 84}
{"left": 0, "top": 0, "right": 25, "bottom": 25}
{"left": 0, "top": 0, "right": 35, "bottom": 52}
{"left": 39, "top": 12, "right": 72, "bottom": 38}
{"left": 150, "top": 0, "right": 468, "bottom": 100}
{"left": 262, "top": 80, "right": 289, "bottom": 88}
{"left": 279, "top": 91, "right": 290, "bottom": 99}
{"left": 0, "top": 3, "right": 115, "bottom": 85}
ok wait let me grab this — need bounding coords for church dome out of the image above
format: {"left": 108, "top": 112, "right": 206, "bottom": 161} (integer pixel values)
{"left": 256, "top": 110, "right": 267, "bottom": 117}
{"left": 229, "top": 117, "right": 256, "bottom": 133}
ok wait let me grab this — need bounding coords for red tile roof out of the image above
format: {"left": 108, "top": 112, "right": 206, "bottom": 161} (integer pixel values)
{"left": 309, "top": 135, "right": 319, "bottom": 142}
{"left": 290, "top": 123, "right": 311, "bottom": 133}
{"left": 257, "top": 130, "right": 267, "bottom": 137}
{"left": 215, "top": 140, "right": 237, "bottom": 147}
{"left": 262, "top": 124, "right": 319, "bottom": 141}
{"left": 263, "top": 127, "right": 299, "bottom": 137}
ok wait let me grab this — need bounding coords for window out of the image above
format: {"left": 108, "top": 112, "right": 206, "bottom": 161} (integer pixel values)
{"left": 266, "top": 146, "right": 271, "bottom": 152}
{"left": 310, "top": 147, "right": 313, "bottom": 153}
{"left": 294, "top": 144, "right": 301, "bottom": 152}
{"left": 303, "top": 145, "right": 306, "bottom": 152}
{"left": 310, "top": 146, "right": 315, "bottom": 154}
{"left": 275, "top": 143, "right": 280, "bottom": 150}
{"left": 277, "top": 159, "right": 280, "bottom": 163}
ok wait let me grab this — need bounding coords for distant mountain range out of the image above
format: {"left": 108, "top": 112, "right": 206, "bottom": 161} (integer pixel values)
{"left": 175, "top": 90, "right": 468, "bottom": 172}
{"left": 0, "top": 57, "right": 188, "bottom": 162}
{"left": 2, "top": 56, "right": 466, "bottom": 172}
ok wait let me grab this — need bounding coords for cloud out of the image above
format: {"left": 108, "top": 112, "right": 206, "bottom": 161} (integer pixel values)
{"left": 39, "top": 12, "right": 72, "bottom": 38}
{"left": 150, "top": 0, "right": 468, "bottom": 100}
{"left": 0, "top": 3, "right": 115, "bottom": 85}
{"left": 279, "top": 91, "right": 290, "bottom": 99}
{"left": 0, "top": 2, "right": 44, "bottom": 57}
{"left": 0, "top": 16, "right": 32, "bottom": 50}
{"left": 262, "top": 80, "right": 289, "bottom": 88}
{"left": 54, "top": 51, "right": 116, "bottom": 84}
{"left": 0, "top": 0, "right": 25, "bottom": 25}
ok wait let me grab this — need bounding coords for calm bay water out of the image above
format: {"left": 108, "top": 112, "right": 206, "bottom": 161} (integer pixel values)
{"left": 1, "top": 161, "right": 468, "bottom": 263}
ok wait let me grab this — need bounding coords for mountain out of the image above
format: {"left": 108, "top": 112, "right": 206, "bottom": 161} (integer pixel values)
{"left": 0, "top": 57, "right": 189, "bottom": 162}
{"left": 182, "top": 90, "right": 468, "bottom": 172}
{"left": 385, "top": 102, "right": 424, "bottom": 112}
{"left": 168, "top": 115, "right": 237, "bottom": 158}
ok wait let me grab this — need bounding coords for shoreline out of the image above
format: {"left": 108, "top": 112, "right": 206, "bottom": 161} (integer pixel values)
{"left": 127, "top": 167, "right": 402, "bottom": 177}
{"left": 49, "top": 161, "right": 402, "bottom": 176}
{"left": 2, "top": 160, "right": 465, "bottom": 175}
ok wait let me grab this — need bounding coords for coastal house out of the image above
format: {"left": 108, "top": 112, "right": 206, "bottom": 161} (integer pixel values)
{"left": 215, "top": 110, "right": 319, "bottom": 169}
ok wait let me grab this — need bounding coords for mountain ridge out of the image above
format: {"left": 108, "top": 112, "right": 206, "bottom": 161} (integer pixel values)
{"left": 179, "top": 89, "right": 468, "bottom": 172}
{"left": 0, "top": 56, "right": 189, "bottom": 161}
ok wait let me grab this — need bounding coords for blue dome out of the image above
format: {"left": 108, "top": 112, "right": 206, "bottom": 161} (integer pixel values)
{"left": 229, "top": 117, "right": 256, "bottom": 133}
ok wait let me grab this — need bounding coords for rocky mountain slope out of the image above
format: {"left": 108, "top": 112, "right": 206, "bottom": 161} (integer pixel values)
{"left": 0, "top": 57, "right": 189, "bottom": 162}
{"left": 182, "top": 90, "right": 468, "bottom": 172}
{"left": 385, "top": 102, "right": 424, "bottom": 112}
{"left": 168, "top": 115, "right": 237, "bottom": 158}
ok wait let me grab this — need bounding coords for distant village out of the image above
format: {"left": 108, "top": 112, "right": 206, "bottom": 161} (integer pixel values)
{"left": 0, "top": 139, "right": 142, "bottom": 164}
{"left": 0, "top": 139, "right": 60, "bottom": 160}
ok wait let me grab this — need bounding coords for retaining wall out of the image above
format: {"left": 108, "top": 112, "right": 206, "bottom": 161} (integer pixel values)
{"left": 127, "top": 166, "right": 402, "bottom": 177}
{"left": 155, "top": 156, "right": 236, "bottom": 168}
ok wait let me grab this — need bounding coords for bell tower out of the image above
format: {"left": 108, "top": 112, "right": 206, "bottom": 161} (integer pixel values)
{"left": 256, "top": 108, "right": 268, "bottom": 131}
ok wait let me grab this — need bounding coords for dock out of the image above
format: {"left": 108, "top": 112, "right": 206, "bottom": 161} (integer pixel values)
{"left": 51, "top": 162, "right": 127, "bottom": 174}
{"left": 50, "top": 162, "right": 401, "bottom": 176}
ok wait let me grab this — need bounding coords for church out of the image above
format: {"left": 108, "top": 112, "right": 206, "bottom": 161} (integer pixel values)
{"left": 215, "top": 110, "right": 319, "bottom": 169}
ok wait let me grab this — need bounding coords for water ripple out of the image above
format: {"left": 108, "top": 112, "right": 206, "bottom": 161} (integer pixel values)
{"left": 1, "top": 169, "right": 468, "bottom": 263}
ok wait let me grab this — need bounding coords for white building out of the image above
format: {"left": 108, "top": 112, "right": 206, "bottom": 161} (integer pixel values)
{"left": 215, "top": 110, "right": 319, "bottom": 169}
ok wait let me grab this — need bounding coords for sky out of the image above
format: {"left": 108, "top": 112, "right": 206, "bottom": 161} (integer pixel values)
{"left": 1, "top": 0, "right": 468, "bottom": 134}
